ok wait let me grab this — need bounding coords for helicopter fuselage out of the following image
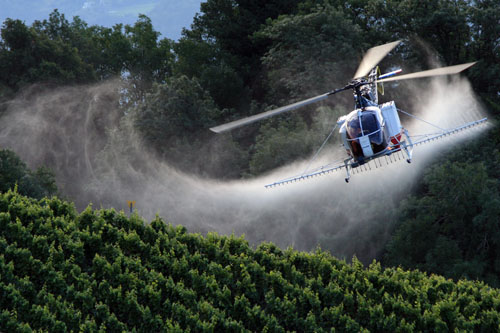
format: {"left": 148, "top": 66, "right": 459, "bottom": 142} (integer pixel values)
{"left": 338, "top": 101, "right": 403, "bottom": 165}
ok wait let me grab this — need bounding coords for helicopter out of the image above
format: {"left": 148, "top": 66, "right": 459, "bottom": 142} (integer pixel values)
{"left": 210, "top": 40, "right": 487, "bottom": 187}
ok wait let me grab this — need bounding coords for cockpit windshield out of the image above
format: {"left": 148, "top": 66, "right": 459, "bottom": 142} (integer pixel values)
{"left": 346, "top": 110, "right": 384, "bottom": 145}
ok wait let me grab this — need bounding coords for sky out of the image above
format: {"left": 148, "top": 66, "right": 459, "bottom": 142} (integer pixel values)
{"left": 0, "top": 0, "right": 203, "bottom": 40}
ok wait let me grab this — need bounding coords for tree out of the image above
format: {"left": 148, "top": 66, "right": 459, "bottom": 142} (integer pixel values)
{"left": 0, "top": 17, "right": 95, "bottom": 90}
{"left": 467, "top": 0, "right": 500, "bottom": 106}
{"left": 133, "top": 75, "right": 220, "bottom": 144}
{"left": 255, "top": 3, "right": 365, "bottom": 106}
{"left": 129, "top": 75, "right": 247, "bottom": 178}
{"left": 384, "top": 160, "right": 500, "bottom": 287}
{"left": 381, "top": 0, "right": 470, "bottom": 63}
{"left": 32, "top": 10, "right": 129, "bottom": 81}
{"left": 123, "top": 15, "right": 175, "bottom": 103}
{"left": 0, "top": 149, "right": 26, "bottom": 193}
{"left": 0, "top": 10, "right": 175, "bottom": 99}
{"left": 175, "top": 0, "right": 303, "bottom": 110}
{"left": 249, "top": 115, "right": 315, "bottom": 175}
{"left": 0, "top": 149, "right": 57, "bottom": 199}
{"left": 174, "top": 29, "right": 248, "bottom": 110}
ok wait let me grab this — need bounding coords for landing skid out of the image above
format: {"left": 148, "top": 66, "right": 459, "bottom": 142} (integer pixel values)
{"left": 344, "top": 159, "right": 351, "bottom": 183}
{"left": 402, "top": 128, "right": 414, "bottom": 163}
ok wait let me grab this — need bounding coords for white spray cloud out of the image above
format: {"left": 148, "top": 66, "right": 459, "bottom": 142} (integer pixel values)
{"left": 0, "top": 75, "right": 488, "bottom": 262}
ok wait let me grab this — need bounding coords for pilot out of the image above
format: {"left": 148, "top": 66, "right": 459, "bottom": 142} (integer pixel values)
{"left": 346, "top": 121, "right": 362, "bottom": 157}
{"left": 346, "top": 117, "right": 361, "bottom": 138}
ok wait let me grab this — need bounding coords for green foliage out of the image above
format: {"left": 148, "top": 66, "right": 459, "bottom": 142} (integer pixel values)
{"left": 0, "top": 17, "right": 95, "bottom": 89}
{"left": 0, "top": 149, "right": 57, "bottom": 199}
{"left": 122, "top": 14, "right": 175, "bottom": 103}
{"left": 134, "top": 75, "right": 220, "bottom": 141}
{"left": 384, "top": 154, "right": 500, "bottom": 287}
{"left": 379, "top": 0, "right": 470, "bottom": 63}
{"left": 0, "top": 10, "right": 175, "bottom": 103}
{"left": 175, "top": 0, "right": 304, "bottom": 110}
{"left": 192, "top": 0, "right": 301, "bottom": 60}
{"left": 249, "top": 115, "right": 316, "bottom": 175}
{"left": 1, "top": 191, "right": 500, "bottom": 331}
{"left": 248, "top": 105, "right": 344, "bottom": 175}
{"left": 130, "top": 75, "right": 249, "bottom": 178}
{"left": 384, "top": 125, "right": 500, "bottom": 284}
{"left": 31, "top": 10, "right": 130, "bottom": 81}
{"left": 173, "top": 27, "right": 248, "bottom": 110}
{"left": 467, "top": 1, "right": 500, "bottom": 104}
{"left": 250, "top": 116, "right": 305, "bottom": 175}
{"left": 256, "top": 3, "right": 364, "bottom": 104}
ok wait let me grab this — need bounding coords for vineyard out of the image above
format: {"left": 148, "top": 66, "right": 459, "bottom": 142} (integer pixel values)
{"left": 1, "top": 190, "right": 499, "bottom": 332}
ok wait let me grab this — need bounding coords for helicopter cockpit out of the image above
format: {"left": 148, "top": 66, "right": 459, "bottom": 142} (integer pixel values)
{"left": 344, "top": 107, "right": 387, "bottom": 160}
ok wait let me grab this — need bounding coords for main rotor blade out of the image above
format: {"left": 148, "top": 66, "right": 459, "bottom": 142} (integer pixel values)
{"left": 354, "top": 40, "right": 401, "bottom": 79}
{"left": 210, "top": 93, "right": 330, "bottom": 133}
{"left": 378, "top": 62, "right": 476, "bottom": 83}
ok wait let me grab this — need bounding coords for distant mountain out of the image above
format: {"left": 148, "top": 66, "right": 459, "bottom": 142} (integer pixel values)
{"left": 0, "top": 0, "right": 202, "bottom": 40}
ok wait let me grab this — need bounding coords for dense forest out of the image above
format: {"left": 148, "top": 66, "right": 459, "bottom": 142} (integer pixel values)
{"left": 1, "top": 0, "right": 500, "bottom": 330}
{"left": 1, "top": 190, "right": 500, "bottom": 331}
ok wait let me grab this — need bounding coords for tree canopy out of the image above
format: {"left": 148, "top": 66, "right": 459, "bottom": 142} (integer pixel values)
{"left": 0, "top": 149, "right": 57, "bottom": 200}
{"left": 1, "top": 190, "right": 500, "bottom": 331}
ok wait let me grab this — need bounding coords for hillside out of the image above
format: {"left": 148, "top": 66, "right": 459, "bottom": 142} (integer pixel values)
{"left": 1, "top": 190, "right": 499, "bottom": 332}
